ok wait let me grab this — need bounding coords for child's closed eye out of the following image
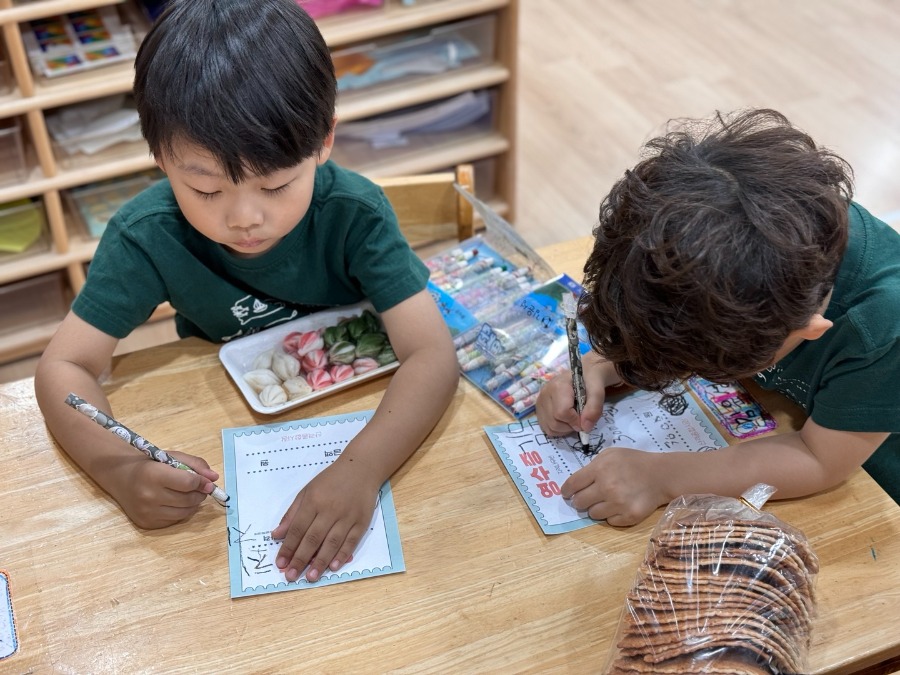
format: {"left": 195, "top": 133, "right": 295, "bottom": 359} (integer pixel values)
{"left": 191, "top": 187, "right": 220, "bottom": 200}
{"left": 262, "top": 183, "right": 291, "bottom": 196}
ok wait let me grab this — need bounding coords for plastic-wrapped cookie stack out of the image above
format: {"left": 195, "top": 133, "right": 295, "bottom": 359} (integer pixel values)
{"left": 605, "top": 485, "right": 818, "bottom": 675}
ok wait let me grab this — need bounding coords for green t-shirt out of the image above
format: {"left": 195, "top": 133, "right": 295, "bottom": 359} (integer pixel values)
{"left": 73, "top": 161, "right": 429, "bottom": 342}
{"left": 753, "top": 203, "right": 900, "bottom": 502}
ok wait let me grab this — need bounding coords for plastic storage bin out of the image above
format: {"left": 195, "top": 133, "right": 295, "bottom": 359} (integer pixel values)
{"left": 47, "top": 95, "right": 144, "bottom": 170}
{"left": 0, "top": 117, "right": 27, "bottom": 187}
{"left": 65, "top": 170, "right": 164, "bottom": 239}
{"left": 298, "top": 0, "right": 383, "bottom": 20}
{"left": 332, "top": 88, "right": 496, "bottom": 172}
{"left": 0, "top": 198, "right": 50, "bottom": 263}
{"left": 333, "top": 14, "right": 495, "bottom": 95}
{"left": 0, "top": 42, "right": 14, "bottom": 96}
{"left": 0, "top": 270, "right": 71, "bottom": 336}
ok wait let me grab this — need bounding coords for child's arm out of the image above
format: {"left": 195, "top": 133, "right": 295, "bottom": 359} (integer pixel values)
{"left": 535, "top": 351, "right": 622, "bottom": 437}
{"left": 272, "top": 289, "right": 458, "bottom": 582}
{"left": 34, "top": 312, "right": 220, "bottom": 528}
{"left": 562, "top": 419, "right": 889, "bottom": 526}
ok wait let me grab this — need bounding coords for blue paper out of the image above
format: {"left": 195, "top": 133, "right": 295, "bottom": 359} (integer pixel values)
{"left": 222, "top": 411, "right": 405, "bottom": 598}
{"left": 483, "top": 389, "right": 729, "bottom": 534}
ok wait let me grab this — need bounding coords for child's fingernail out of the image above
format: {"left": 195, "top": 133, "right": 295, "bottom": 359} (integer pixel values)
{"left": 330, "top": 559, "right": 340, "bottom": 571}
{"left": 276, "top": 556, "right": 287, "bottom": 568}
{"left": 285, "top": 568, "right": 298, "bottom": 582}
{"left": 307, "top": 568, "right": 319, "bottom": 582}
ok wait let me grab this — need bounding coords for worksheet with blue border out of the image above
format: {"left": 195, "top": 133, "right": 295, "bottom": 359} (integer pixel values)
{"left": 484, "top": 389, "right": 728, "bottom": 534}
{"left": 222, "top": 411, "right": 405, "bottom": 598}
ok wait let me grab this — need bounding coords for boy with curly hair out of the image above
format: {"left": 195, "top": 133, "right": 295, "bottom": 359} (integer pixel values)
{"left": 536, "top": 108, "right": 900, "bottom": 526}
{"left": 34, "top": 0, "right": 458, "bottom": 583}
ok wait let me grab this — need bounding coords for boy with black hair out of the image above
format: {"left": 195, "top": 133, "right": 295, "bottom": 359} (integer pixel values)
{"left": 35, "top": 0, "right": 459, "bottom": 584}
{"left": 536, "top": 108, "right": 900, "bottom": 526}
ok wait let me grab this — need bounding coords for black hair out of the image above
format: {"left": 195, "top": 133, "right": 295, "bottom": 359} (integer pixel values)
{"left": 133, "top": 0, "right": 336, "bottom": 182}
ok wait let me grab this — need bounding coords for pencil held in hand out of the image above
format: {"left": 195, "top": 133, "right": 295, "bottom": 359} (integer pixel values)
{"left": 64, "top": 393, "right": 230, "bottom": 505}
{"left": 562, "top": 294, "right": 592, "bottom": 453}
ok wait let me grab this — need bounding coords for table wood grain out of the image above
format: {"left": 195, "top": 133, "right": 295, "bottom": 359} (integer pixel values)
{"left": 0, "top": 238, "right": 897, "bottom": 673}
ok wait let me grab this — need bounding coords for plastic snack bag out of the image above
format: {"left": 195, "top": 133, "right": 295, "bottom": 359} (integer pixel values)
{"left": 604, "top": 484, "right": 818, "bottom": 675}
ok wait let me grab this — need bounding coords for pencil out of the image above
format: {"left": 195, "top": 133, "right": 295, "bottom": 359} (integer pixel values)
{"left": 64, "top": 393, "right": 229, "bottom": 505}
{"left": 562, "top": 294, "right": 591, "bottom": 453}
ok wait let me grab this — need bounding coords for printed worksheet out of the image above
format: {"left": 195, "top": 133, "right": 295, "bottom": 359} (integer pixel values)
{"left": 0, "top": 571, "right": 17, "bottom": 661}
{"left": 484, "top": 388, "right": 728, "bottom": 534}
{"left": 222, "top": 411, "right": 405, "bottom": 598}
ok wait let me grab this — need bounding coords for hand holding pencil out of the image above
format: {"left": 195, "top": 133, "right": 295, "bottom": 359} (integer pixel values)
{"left": 561, "top": 294, "right": 593, "bottom": 455}
{"left": 65, "top": 393, "right": 229, "bottom": 526}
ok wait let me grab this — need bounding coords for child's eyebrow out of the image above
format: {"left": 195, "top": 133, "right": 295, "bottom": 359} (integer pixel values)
{"left": 178, "top": 163, "right": 224, "bottom": 178}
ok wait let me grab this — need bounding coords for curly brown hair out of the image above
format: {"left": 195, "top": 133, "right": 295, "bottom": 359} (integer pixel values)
{"left": 580, "top": 108, "right": 853, "bottom": 392}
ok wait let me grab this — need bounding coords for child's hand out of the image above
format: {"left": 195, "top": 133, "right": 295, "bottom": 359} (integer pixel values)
{"left": 272, "top": 460, "right": 380, "bottom": 583}
{"left": 535, "top": 355, "right": 609, "bottom": 438}
{"left": 108, "top": 451, "right": 219, "bottom": 529}
{"left": 562, "top": 447, "right": 666, "bottom": 526}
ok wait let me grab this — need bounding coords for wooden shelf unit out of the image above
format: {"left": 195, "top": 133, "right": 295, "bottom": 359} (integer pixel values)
{"left": 0, "top": 0, "right": 519, "bottom": 364}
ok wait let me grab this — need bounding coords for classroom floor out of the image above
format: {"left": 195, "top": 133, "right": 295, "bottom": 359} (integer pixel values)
{"left": 515, "top": 0, "right": 900, "bottom": 247}
{"left": 3, "top": 0, "right": 900, "bottom": 384}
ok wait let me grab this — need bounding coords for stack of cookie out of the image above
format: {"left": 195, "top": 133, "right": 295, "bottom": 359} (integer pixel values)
{"left": 607, "top": 499, "right": 818, "bottom": 675}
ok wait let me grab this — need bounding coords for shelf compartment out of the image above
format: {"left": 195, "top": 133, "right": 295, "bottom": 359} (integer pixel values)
{"left": 0, "top": 115, "right": 27, "bottom": 186}
{"left": 0, "top": 1, "right": 127, "bottom": 26}
{"left": 0, "top": 38, "right": 13, "bottom": 96}
{"left": 332, "top": 87, "right": 505, "bottom": 173}
{"left": 300, "top": 0, "right": 385, "bottom": 21}
{"left": 5, "top": 59, "right": 134, "bottom": 116}
{"left": 334, "top": 13, "right": 496, "bottom": 96}
{"left": 0, "top": 195, "right": 50, "bottom": 266}
{"left": 63, "top": 169, "right": 163, "bottom": 241}
{"left": 338, "top": 62, "right": 507, "bottom": 122}
{"left": 0, "top": 149, "right": 155, "bottom": 203}
{"left": 318, "top": 0, "right": 508, "bottom": 47}
{"left": 0, "top": 269, "right": 71, "bottom": 339}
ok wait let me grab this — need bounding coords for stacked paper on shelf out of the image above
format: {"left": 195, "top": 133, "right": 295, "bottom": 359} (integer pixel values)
{"left": 46, "top": 95, "right": 141, "bottom": 157}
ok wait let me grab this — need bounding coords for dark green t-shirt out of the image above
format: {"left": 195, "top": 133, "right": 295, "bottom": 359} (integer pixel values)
{"left": 73, "top": 161, "right": 429, "bottom": 342}
{"left": 753, "top": 203, "right": 900, "bottom": 502}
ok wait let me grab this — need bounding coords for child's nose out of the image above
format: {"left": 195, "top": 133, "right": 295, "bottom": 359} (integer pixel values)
{"left": 226, "top": 200, "right": 264, "bottom": 230}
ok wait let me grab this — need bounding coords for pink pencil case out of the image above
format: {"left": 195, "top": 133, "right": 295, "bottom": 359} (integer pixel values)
{"left": 297, "top": 0, "right": 384, "bottom": 19}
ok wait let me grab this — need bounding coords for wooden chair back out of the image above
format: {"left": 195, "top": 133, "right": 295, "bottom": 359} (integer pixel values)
{"left": 375, "top": 164, "right": 475, "bottom": 248}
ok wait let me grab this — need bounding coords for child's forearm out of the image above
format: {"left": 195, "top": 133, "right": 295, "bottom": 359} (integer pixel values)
{"left": 657, "top": 429, "right": 863, "bottom": 502}
{"left": 335, "top": 342, "right": 459, "bottom": 484}
{"left": 34, "top": 358, "right": 132, "bottom": 494}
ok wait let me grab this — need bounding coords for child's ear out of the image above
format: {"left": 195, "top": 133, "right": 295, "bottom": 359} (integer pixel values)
{"left": 154, "top": 154, "right": 167, "bottom": 174}
{"left": 798, "top": 313, "right": 833, "bottom": 341}
{"left": 316, "top": 116, "right": 337, "bottom": 165}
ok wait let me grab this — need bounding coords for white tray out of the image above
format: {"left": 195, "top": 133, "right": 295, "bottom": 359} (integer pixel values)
{"left": 219, "top": 301, "right": 399, "bottom": 415}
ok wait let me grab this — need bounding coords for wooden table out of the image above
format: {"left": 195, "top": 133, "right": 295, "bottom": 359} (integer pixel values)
{"left": 1, "top": 238, "right": 898, "bottom": 673}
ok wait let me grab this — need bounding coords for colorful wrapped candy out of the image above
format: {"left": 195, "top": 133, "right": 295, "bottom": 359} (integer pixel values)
{"left": 328, "top": 340, "right": 357, "bottom": 365}
{"left": 271, "top": 350, "right": 301, "bottom": 381}
{"left": 306, "top": 368, "right": 334, "bottom": 391}
{"left": 240, "top": 308, "right": 399, "bottom": 409}
{"left": 376, "top": 345, "right": 397, "bottom": 366}
{"left": 352, "top": 357, "right": 379, "bottom": 375}
{"left": 296, "top": 330, "right": 325, "bottom": 357}
{"left": 330, "top": 363, "right": 355, "bottom": 384}
{"left": 323, "top": 323, "right": 349, "bottom": 348}
{"left": 301, "top": 348, "right": 328, "bottom": 373}
{"left": 355, "top": 332, "right": 387, "bottom": 359}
